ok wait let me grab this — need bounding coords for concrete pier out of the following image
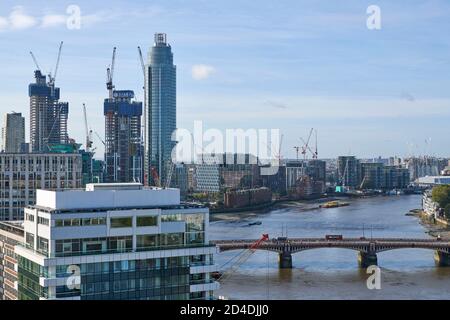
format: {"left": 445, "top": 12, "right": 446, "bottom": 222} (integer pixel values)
{"left": 358, "top": 252, "right": 378, "bottom": 268}
{"left": 434, "top": 251, "right": 450, "bottom": 267}
{"left": 278, "top": 252, "right": 293, "bottom": 269}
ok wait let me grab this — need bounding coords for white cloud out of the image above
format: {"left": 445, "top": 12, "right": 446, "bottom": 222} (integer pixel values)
{"left": 0, "top": 17, "right": 8, "bottom": 31}
{"left": 9, "top": 6, "right": 37, "bottom": 30}
{"left": 41, "top": 14, "right": 66, "bottom": 28}
{"left": 191, "top": 64, "right": 216, "bottom": 80}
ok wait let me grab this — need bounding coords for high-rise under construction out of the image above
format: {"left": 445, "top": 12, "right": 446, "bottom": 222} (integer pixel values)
{"left": 104, "top": 90, "right": 143, "bottom": 183}
{"left": 29, "top": 70, "right": 69, "bottom": 152}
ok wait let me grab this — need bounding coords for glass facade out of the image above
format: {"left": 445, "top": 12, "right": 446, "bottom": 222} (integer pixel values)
{"left": 145, "top": 33, "right": 177, "bottom": 186}
{"left": 18, "top": 255, "right": 214, "bottom": 300}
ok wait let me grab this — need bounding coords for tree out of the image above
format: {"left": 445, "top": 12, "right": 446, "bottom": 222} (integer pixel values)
{"left": 445, "top": 204, "right": 450, "bottom": 220}
{"left": 432, "top": 185, "right": 450, "bottom": 208}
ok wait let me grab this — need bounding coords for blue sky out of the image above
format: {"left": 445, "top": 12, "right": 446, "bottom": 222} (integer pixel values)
{"left": 1, "top": 0, "right": 450, "bottom": 159}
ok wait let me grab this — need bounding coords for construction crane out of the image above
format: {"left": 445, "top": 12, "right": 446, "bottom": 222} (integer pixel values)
{"left": 48, "top": 41, "right": 63, "bottom": 87}
{"left": 293, "top": 146, "right": 301, "bottom": 161}
{"left": 301, "top": 129, "right": 318, "bottom": 159}
{"left": 82, "top": 103, "right": 93, "bottom": 152}
{"left": 94, "top": 131, "right": 105, "bottom": 146}
{"left": 300, "top": 128, "right": 314, "bottom": 161}
{"left": 106, "top": 47, "right": 117, "bottom": 101}
{"left": 214, "top": 234, "right": 269, "bottom": 283}
{"left": 359, "top": 175, "right": 367, "bottom": 190}
{"left": 137, "top": 46, "right": 146, "bottom": 79}
{"left": 29, "top": 51, "right": 41, "bottom": 71}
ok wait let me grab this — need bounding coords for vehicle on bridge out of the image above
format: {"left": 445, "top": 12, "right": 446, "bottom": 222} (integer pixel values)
{"left": 325, "top": 234, "right": 343, "bottom": 240}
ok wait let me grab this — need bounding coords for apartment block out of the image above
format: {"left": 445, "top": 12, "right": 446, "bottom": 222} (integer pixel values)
{"left": 0, "top": 153, "right": 82, "bottom": 221}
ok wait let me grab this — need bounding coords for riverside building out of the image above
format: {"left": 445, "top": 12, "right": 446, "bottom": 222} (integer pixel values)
{"left": 15, "top": 183, "right": 218, "bottom": 300}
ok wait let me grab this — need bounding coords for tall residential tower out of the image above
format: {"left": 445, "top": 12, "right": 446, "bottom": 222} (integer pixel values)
{"left": 144, "top": 33, "right": 177, "bottom": 187}
{"left": 29, "top": 71, "right": 69, "bottom": 152}
{"left": 1, "top": 112, "right": 25, "bottom": 153}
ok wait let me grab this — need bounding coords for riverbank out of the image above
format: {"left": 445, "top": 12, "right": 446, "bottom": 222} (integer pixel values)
{"left": 209, "top": 196, "right": 336, "bottom": 222}
{"left": 407, "top": 209, "right": 450, "bottom": 240}
{"left": 210, "top": 193, "right": 414, "bottom": 222}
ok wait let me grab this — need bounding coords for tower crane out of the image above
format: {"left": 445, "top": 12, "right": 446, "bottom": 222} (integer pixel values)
{"left": 94, "top": 131, "right": 105, "bottom": 146}
{"left": 29, "top": 51, "right": 41, "bottom": 71}
{"left": 293, "top": 146, "right": 301, "bottom": 161}
{"left": 106, "top": 47, "right": 117, "bottom": 101}
{"left": 82, "top": 103, "right": 93, "bottom": 152}
{"left": 301, "top": 129, "right": 318, "bottom": 159}
{"left": 137, "top": 46, "right": 146, "bottom": 79}
{"left": 214, "top": 234, "right": 269, "bottom": 283}
{"left": 300, "top": 128, "right": 314, "bottom": 161}
{"left": 48, "top": 41, "right": 63, "bottom": 87}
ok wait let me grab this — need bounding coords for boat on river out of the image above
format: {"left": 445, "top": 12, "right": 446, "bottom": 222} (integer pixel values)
{"left": 319, "top": 201, "right": 350, "bottom": 209}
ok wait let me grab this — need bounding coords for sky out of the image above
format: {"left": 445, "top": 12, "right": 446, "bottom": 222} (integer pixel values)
{"left": 1, "top": 0, "right": 450, "bottom": 159}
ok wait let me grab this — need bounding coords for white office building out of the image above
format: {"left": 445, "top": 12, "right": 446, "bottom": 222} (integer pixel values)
{"left": 15, "top": 183, "right": 219, "bottom": 300}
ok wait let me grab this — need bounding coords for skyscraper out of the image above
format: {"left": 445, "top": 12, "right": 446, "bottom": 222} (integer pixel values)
{"left": 144, "top": 33, "right": 177, "bottom": 187}
{"left": 104, "top": 90, "right": 143, "bottom": 183}
{"left": 29, "top": 70, "right": 69, "bottom": 152}
{"left": 1, "top": 112, "right": 25, "bottom": 153}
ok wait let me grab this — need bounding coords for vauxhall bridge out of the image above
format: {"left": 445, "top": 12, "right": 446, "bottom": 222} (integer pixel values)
{"left": 211, "top": 236, "right": 450, "bottom": 268}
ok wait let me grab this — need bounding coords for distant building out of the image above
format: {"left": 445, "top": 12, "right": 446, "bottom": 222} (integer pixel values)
{"left": 224, "top": 187, "right": 272, "bottom": 209}
{"left": 104, "top": 90, "right": 143, "bottom": 183}
{"left": 29, "top": 70, "right": 69, "bottom": 152}
{"left": 195, "top": 155, "right": 221, "bottom": 193}
{"left": 1, "top": 112, "right": 25, "bottom": 153}
{"left": 359, "top": 162, "right": 384, "bottom": 189}
{"left": 337, "top": 156, "right": 360, "bottom": 189}
{"left": 382, "top": 166, "right": 410, "bottom": 189}
{"left": 194, "top": 153, "right": 260, "bottom": 193}
{"left": 145, "top": 33, "right": 177, "bottom": 187}
{"left": 171, "top": 163, "right": 189, "bottom": 198}
{"left": 260, "top": 164, "right": 286, "bottom": 195}
{"left": 285, "top": 161, "right": 307, "bottom": 190}
{"left": 306, "top": 160, "right": 327, "bottom": 182}
{"left": 422, "top": 190, "right": 442, "bottom": 219}
{"left": 15, "top": 183, "right": 218, "bottom": 300}
{"left": 405, "top": 157, "right": 447, "bottom": 181}
{"left": 0, "top": 153, "right": 82, "bottom": 220}
{"left": 0, "top": 221, "right": 24, "bottom": 300}
{"left": 415, "top": 176, "right": 450, "bottom": 186}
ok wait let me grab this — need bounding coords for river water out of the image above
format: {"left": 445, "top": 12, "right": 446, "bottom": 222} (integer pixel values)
{"left": 210, "top": 195, "right": 450, "bottom": 300}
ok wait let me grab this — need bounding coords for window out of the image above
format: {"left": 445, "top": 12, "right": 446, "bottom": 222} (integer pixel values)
{"left": 161, "top": 214, "right": 183, "bottom": 222}
{"left": 38, "top": 216, "right": 49, "bottom": 226}
{"left": 110, "top": 217, "right": 132, "bottom": 228}
{"left": 26, "top": 232, "right": 34, "bottom": 249}
{"left": 136, "top": 216, "right": 158, "bottom": 227}
{"left": 161, "top": 233, "right": 184, "bottom": 247}
{"left": 136, "top": 235, "right": 158, "bottom": 249}
{"left": 37, "top": 236, "right": 49, "bottom": 255}
{"left": 82, "top": 218, "right": 106, "bottom": 226}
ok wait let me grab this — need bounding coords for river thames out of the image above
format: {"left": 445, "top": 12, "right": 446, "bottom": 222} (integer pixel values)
{"left": 210, "top": 195, "right": 450, "bottom": 299}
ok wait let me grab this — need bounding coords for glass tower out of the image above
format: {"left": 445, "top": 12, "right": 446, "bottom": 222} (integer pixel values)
{"left": 144, "top": 33, "right": 177, "bottom": 187}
